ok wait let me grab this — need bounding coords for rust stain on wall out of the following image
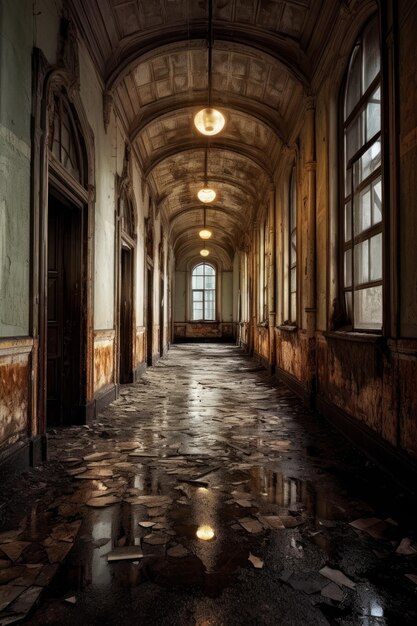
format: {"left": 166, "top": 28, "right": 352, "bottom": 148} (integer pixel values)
{"left": 94, "top": 340, "right": 114, "bottom": 394}
{"left": 0, "top": 355, "right": 29, "bottom": 447}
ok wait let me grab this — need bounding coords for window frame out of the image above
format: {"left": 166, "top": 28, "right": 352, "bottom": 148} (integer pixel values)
{"left": 288, "top": 164, "right": 297, "bottom": 324}
{"left": 340, "top": 15, "right": 383, "bottom": 333}
{"left": 190, "top": 262, "right": 216, "bottom": 322}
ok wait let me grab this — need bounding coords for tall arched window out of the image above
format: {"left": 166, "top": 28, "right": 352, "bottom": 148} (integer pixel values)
{"left": 191, "top": 263, "right": 216, "bottom": 321}
{"left": 289, "top": 165, "right": 297, "bottom": 323}
{"left": 342, "top": 16, "right": 382, "bottom": 330}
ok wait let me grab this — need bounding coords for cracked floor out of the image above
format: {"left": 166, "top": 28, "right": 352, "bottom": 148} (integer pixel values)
{"left": 1, "top": 344, "right": 417, "bottom": 625}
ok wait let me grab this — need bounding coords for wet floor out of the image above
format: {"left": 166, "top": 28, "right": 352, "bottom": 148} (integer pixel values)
{"left": 1, "top": 344, "right": 417, "bottom": 625}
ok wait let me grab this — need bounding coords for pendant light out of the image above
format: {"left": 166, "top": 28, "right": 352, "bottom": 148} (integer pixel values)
{"left": 194, "top": 0, "right": 225, "bottom": 136}
{"left": 197, "top": 144, "right": 216, "bottom": 204}
{"left": 200, "top": 247, "right": 210, "bottom": 257}
{"left": 199, "top": 206, "right": 212, "bottom": 240}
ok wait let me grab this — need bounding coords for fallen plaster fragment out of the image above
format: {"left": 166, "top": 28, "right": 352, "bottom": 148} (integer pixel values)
{"left": 348, "top": 517, "right": 381, "bottom": 531}
{"left": 167, "top": 544, "right": 189, "bottom": 558}
{"left": 258, "top": 515, "right": 285, "bottom": 529}
{"left": 405, "top": 574, "right": 417, "bottom": 585}
{"left": 396, "top": 538, "right": 417, "bottom": 556}
{"left": 238, "top": 518, "right": 264, "bottom": 534}
{"left": 248, "top": 553, "right": 264, "bottom": 569}
{"left": 86, "top": 496, "right": 121, "bottom": 508}
{"left": 280, "top": 516, "right": 305, "bottom": 529}
{"left": 138, "top": 521, "right": 155, "bottom": 528}
{"left": 319, "top": 566, "right": 356, "bottom": 590}
{"left": 234, "top": 499, "right": 253, "bottom": 508}
{"left": 321, "top": 582, "right": 345, "bottom": 602}
{"left": 83, "top": 452, "right": 112, "bottom": 462}
{"left": 5, "top": 585, "right": 43, "bottom": 616}
{"left": 0, "top": 586, "right": 26, "bottom": 613}
{"left": 106, "top": 546, "right": 144, "bottom": 561}
{"left": 75, "top": 469, "right": 113, "bottom": 479}
{"left": 143, "top": 534, "right": 169, "bottom": 545}
{"left": 64, "top": 596, "right": 77, "bottom": 604}
{"left": 0, "top": 542, "right": 30, "bottom": 562}
{"left": 124, "top": 495, "right": 172, "bottom": 507}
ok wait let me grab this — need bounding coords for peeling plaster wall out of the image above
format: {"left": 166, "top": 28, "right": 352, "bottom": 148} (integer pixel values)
{"left": 132, "top": 163, "right": 145, "bottom": 328}
{"left": 174, "top": 271, "right": 186, "bottom": 322}
{"left": 0, "top": 0, "right": 32, "bottom": 337}
{"left": 78, "top": 41, "right": 117, "bottom": 331}
{"left": 221, "top": 271, "right": 233, "bottom": 323}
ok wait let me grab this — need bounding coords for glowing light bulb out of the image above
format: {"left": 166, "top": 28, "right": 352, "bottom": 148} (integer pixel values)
{"left": 200, "top": 248, "right": 209, "bottom": 257}
{"left": 196, "top": 525, "right": 215, "bottom": 541}
{"left": 197, "top": 188, "right": 216, "bottom": 203}
{"left": 199, "top": 228, "right": 212, "bottom": 240}
{"left": 194, "top": 107, "right": 225, "bottom": 136}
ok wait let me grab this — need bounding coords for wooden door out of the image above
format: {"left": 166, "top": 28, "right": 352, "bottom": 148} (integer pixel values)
{"left": 120, "top": 246, "right": 133, "bottom": 383}
{"left": 47, "top": 195, "right": 81, "bottom": 425}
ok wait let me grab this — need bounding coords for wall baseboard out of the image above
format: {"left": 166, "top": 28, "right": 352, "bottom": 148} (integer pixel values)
{"left": 94, "top": 384, "right": 118, "bottom": 415}
{"left": 275, "top": 365, "right": 314, "bottom": 407}
{"left": 0, "top": 435, "right": 48, "bottom": 477}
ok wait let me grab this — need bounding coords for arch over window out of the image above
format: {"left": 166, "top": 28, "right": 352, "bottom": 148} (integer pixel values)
{"left": 342, "top": 16, "right": 382, "bottom": 330}
{"left": 191, "top": 263, "right": 216, "bottom": 321}
{"left": 49, "top": 89, "right": 85, "bottom": 184}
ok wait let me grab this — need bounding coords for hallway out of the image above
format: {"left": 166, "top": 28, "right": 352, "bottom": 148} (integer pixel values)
{"left": 1, "top": 345, "right": 417, "bottom": 625}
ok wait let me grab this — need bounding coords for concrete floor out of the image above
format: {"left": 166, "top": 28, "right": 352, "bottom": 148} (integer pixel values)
{"left": 1, "top": 344, "right": 417, "bottom": 625}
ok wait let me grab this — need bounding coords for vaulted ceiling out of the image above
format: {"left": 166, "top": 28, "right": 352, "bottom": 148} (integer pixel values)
{"left": 70, "top": 0, "right": 340, "bottom": 268}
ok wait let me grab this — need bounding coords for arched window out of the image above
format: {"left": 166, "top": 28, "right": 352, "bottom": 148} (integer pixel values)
{"left": 49, "top": 90, "right": 84, "bottom": 184}
{"left": 342, "top": 16, "right": 382, "bottom": 330}
{"left": 191, "top": 263, "right": 216, "bottom": 321}
{"left": 289, "top": 165, "right": 297, "bottom": 323}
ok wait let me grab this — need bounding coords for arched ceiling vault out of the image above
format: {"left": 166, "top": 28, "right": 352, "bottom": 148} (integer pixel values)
{"left": 70, "top": 0, "right": 343, "bottom": 265}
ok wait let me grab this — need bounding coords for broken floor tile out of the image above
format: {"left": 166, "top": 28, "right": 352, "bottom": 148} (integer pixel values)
{"left": 238, "top": 518, "right": 264, "bottom": 534}
{"left": 248, "top": 553, "right": 264, "bottom": 569}
{"left": 4, "top": 585, "right": 43, "bottom": 616}
{"left": 319, "top": 566, "right": 356, "bottom": 590}
{"left": 0, "top": 543, "right": 30, "bottom": 563}
{"left": 349, "top": 517, "right": 382, "bottom": 531}
{"left": 167, "top": 544, "right": 189, "bottom": 558}
{"left": 85, "top": 496, "right": 121, "bottom": 508}
{"left": 138, "top": 521, "right": 155, "bottom": 528}
{"left": 321, "top": 582, "right": 345, "bottom": 602}
{"left": 106, "top": 547, "right": 144, "bottom": 562}
{"left": 396, "top": 538, "right": 417, "bottom": 556}
{"left": 64, "top": 596, "right": 77, "bottom": 604}
{"left": 0, "top": 586, "right": 26, "bottom": 613}
{"left": 143, "top": 533, "right": 169, "bottom": 545}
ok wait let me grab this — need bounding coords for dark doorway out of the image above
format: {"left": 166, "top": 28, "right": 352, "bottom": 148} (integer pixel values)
{"left": 46, "top": 194, "right": 82, "bottom": 426}
{"left": 147, "top": 267, "right": 153, "bottom": 366}
{"left": 119, "top": 246, "right": 133, "bottom": 383}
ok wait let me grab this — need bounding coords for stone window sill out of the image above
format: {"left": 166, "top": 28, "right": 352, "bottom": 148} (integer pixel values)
{"left": 324, "top": 330, "right": 382, "bottom": 344}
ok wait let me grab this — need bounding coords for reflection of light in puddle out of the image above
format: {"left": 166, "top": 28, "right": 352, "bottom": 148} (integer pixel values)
{"left": 370, "top": 601, "right": 384, "bottom": 617}
{"left": 196, "top": 525, "right": 215, "bottom": 541}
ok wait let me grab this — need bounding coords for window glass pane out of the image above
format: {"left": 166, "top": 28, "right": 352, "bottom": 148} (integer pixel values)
{"left": 345, "top": 46, "right": 361, "bottom": 118}
{"left": 366, "top": 87, "right": 381, "bottom": 141}
{"left": 354, "top": 286, "right": 382, "bottom": 329}
{"left": 370, "top": 233, "right": 382, "bottom": 281}
{"left": 205, "top": 275, "right": 215, "bottom": 289}
{"left": 346, "top": 115, "right": 362, "bottom": 162}
{"left": 345, "top": 291, "right": 352, "bottom": 322}
{"left": 291, "top": 231, "right": 296, "bottom": 265}
{"left": 290, "top": 268, "right": 296, "bottom": 292}
{"left": 354, "top": 239, "right": 369, "bottom": 285}
{"left": 193, "top": 290, "right": 203, "bottom": 302}
{"left": 290, "top": 293, "right": 296, "bottom": 322}
{"left": 363, "top": 19, "right": 380, "bottom": 91}
{"left": 355, "top": 187, "right": 371, "bottom": 235}
{"left": 195, "top": 265, "right": 204, "bottom": 275}
{"left": 193, "top": 276, "right": 203, "bottom": 289}
{"left": 354, "top": 138, "right": 381, "bottom": 186}
{"left": 205, "top": 265, "right": 214, "bottom": 275}
{"left": 345, "top": 167, "right": 352, "bottom": 199}
{"left": 344, "top": 249, "right": 352, "bottom": 287}
{"left": 344, "top": 200, "right": 352, "bottom": 242}
{"left": 372, "top": 178, "right": 382, "bottom": 224}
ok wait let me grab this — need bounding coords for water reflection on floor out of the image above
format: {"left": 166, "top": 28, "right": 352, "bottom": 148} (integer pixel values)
{"left": 2, "top": 344, "right": 417, "bottom": 625}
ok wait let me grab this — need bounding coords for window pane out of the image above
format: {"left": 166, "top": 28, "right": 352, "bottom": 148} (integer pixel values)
{"left": 193, "top": 290, "right": 203, "bottom": 302}
{"left": 354, "top": 138, "right": 381, "bottom": 186}
{"left": 290, "top": 268, "right": 296, "bottom": 292}
{"left": 370, "top": 233, "right": 382, "bottom": 281}
{"left": 192, "top": 275, "right": 203, "bottom": 289}
{"left": 345, "top": 167, "right": 352, "bottom": 199}
{"left": 355, "top": 187, "right": 371, "bottom": 236}
{"left": 354, "top": 239, "right": 369, "bottom": 285}
{"left": 372, "top": 178, "right": 382, "bottom": 224}
{"left": 366, "top": 87, "right": 381, "bottom": 141}
{"left": 363, "top": 19, "right": 380, "bottom": 91}
{"left": 205, "top": 265, "right": 214, "bottom": 275}
{"left": 345, "top": 291, "right": 353, "bottom": 322}
{"left": 195, "top": 265, "right": 204, "bottom": 275}
{"left": 205, "top": 275, "right": 215, "bottom": 289}
{"left": 345, "top": 46, "right": 361, "bottom": 118}
{"left": 346, "top": 115, "right": 362, "bottom": 162}
{"left": 354, "top": 286, "right": 382, "bottom": 329}
{"left": 344, "top": 200, "right": 352, "bottom": 241}
{"left": 290, "top": 293, "right": 296, "bottom": 322}
{"left": 344, "top": 249, "right": 352, "bottom": 287}
{"left": 291, "top": 231, "right": 296, "bottom": 265}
